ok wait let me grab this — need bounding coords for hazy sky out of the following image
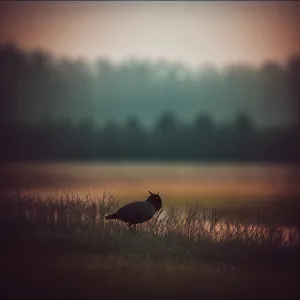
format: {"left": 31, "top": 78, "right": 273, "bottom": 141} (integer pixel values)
{"left": 1, "top": 1, "right": 300, "bottom": 67}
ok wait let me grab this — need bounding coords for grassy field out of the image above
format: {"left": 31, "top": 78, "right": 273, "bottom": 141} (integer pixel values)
{"left": 1, "top": 236, "right": 300, "bottom": 300}
{"left": 1, "top": 191, "right": 300, "bottom": 299}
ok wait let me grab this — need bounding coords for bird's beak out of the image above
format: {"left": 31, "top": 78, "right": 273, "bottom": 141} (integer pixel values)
{"left": 148, "top": 190, "right": 153, "bottom": 195}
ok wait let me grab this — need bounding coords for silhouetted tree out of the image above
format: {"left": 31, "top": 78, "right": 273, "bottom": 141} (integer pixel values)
{"left": 232, "top": 112, "right": 254, "bottom": 160}
{"left": 153, "top": 112, "right": 179, "bottom": 158}
{"left": 99, "top": 121, "right": 124, "bottom": 159}
{"left": 192, "top": 114, "right": 216, "bottom": 159}
{"left": 123, "top": 115, "right": 147, "bottom": 159}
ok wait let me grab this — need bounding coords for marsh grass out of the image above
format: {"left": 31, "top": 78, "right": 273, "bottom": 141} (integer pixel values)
{"left": 1, "top": 191, "right": 300, "bottom": 265}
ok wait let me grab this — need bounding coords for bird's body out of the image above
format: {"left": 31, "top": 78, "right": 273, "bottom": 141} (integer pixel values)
{"left": 105, "top": 191, "right": 162, "bottom": 234}
{"left": 106, "top": 201, "right": 156, "bottom": 225}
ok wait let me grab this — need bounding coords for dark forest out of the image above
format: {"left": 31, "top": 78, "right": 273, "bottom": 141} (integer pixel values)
{"left": 1, "top": 43, "right": 300, "bottom": 162}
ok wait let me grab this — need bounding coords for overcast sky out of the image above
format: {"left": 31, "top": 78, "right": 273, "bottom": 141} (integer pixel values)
{"left": 1, "top": 1, "right": 300, "bottom": 67}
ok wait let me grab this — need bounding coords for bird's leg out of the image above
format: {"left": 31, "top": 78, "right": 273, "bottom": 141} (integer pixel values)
{"left": 128, "top": 224, "right": 135, "bottom": 236}
{"left": 134, "top": 224, "right": 138, "bottom": 236}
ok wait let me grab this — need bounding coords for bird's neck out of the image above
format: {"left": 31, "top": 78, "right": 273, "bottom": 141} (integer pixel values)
{"left": 145, "top": 199, "right": 160, "bottom": 211}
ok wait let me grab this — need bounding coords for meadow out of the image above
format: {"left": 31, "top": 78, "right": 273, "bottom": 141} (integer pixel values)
{"left": 1, "top": 190, "right": 300, "bottom": 299}
{"left": 1, "top": 162, "right": 300, "bottom": 299}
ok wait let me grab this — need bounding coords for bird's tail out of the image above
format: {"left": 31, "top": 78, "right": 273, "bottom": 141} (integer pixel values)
{"left": 105, "top": 213, "right": 118, "bottom": 220}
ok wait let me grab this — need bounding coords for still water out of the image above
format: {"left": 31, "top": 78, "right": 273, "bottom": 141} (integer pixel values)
{"left": 1, "top": 162, "right": 299, "bottom": 205}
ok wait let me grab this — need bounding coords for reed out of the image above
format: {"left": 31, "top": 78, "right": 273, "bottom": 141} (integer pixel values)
{"left": 1, "top": 191, "right": 299, "bottom": 264}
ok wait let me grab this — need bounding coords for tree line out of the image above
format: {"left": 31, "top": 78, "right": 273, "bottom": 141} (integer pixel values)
{"left": 0, "top": 43, "right": 300, "bottom": 162}
{"left": 0, "top": 43, "right": 300, "bottom": 128}
{"left": 0, "top": 112, "right": 299, "bottom": 162}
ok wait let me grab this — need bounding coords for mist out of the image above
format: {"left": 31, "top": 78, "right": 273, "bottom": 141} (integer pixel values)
{"left": 1, "top": 44, "right": 300, "bottom": 162}
{"left": 0, "top": 43, "right": 299, "bottom": 128}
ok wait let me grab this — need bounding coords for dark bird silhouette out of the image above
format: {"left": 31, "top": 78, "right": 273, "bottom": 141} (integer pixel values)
{"left": 105, "top": 191, "right": 162, "bottom": 235}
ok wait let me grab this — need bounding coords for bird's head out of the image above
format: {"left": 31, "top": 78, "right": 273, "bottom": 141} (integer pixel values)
{"left": 146, "top": 190, "right": 162, "bottom": 211}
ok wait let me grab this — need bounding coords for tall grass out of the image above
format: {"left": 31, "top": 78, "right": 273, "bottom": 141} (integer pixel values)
{"left": 1, "top": 191, "right": 299, "bottom": 264}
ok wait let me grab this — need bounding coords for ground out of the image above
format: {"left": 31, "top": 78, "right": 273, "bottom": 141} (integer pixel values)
{"left": 1, "top": 234, "right": 299, "bottom": 300}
